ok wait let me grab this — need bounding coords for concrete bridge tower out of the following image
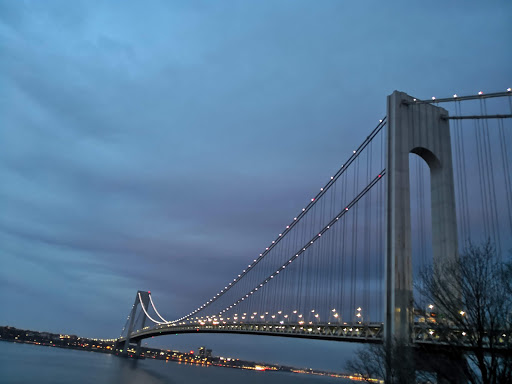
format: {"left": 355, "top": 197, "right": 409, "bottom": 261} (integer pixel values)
{"left": 385, "top": 91, "right": 459, "bottom": 343}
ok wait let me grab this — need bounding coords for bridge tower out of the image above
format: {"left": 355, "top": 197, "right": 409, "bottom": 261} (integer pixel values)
{"left": 385, "top": 91, "right": 458, "bottom": 343}
{"left": 385, "top": 91, "right": 463, "bottom": 382}
{"left": 122, "top": 290, "right": 150, "bottom": 355}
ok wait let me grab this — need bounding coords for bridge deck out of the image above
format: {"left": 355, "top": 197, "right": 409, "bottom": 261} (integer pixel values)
{"left": 119, "top": 322, "right": 510, "bottom": 353}
{"left": 120, "top": 322, "right": 384, "bottom": 344}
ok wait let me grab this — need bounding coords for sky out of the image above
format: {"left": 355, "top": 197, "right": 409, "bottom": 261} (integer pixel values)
{"left": 1, "top": 0, "right": 511, "bottom": 372}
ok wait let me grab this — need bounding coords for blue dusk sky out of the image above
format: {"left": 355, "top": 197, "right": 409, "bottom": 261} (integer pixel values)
{"left": 1, "top": 0, "right": 511, "bottom": 371}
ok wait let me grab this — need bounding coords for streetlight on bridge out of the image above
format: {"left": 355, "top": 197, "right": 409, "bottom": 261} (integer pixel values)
{"left": 356, "top": 307, "right": 363, "bottom": 324}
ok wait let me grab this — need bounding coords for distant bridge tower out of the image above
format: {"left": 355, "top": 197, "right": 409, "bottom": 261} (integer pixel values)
{"left": 122, "top": 290, "right": 150, "bottom": 355}
{"left": 385, "top": 91, "right": 459, "bottom": 343}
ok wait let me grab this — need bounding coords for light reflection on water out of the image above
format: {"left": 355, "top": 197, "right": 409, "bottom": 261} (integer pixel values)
{"left": 0, "top": 342, "right": 351, "bottom": 384}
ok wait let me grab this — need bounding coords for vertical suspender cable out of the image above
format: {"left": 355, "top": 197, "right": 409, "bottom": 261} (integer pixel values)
{"left": 364, "top": 140, "right": 371, "bottom": 319}
{"left": 453, "top": 102, "right": 463, "bottom": 244}
{"left": 329, "top": 181, "right": 337, "bottom": 314}
{"left": 481, "top": 99, "right": 501, "bottom": 255}
{"left": 474, "top": 118, "right": 490, "bottom": 238}
{"left": 350, "top": 156, "right": 359, "bottom": 320}
{"left": 458, "top": 100, "right": 471, "bottom": 243}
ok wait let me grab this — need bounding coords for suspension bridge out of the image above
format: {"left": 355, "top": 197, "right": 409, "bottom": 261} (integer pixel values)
{"left": 116, "top": 90, "right": 512, "bottom": 362}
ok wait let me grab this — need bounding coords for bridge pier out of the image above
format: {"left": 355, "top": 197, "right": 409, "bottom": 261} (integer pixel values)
{"left": 115, "top": 339, "right": 144, "bottom": 358}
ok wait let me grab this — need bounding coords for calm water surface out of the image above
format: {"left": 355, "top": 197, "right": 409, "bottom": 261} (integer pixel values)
{"left": 0, "top": 342, "right": 352, "bottom": 384}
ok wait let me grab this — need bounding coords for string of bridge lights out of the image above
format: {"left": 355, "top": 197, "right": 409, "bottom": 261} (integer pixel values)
{"left": 211, "top": 171, "right": 385, "bottom": 320}
{"left": 138, "top": 292, "right": 168, "bottom": 325}
{"left": 171, "top": 169, "right": 385, "bottom": 325}
{"left": 170, "top": 117, "right": 387, "bottom": 324}
{"left": 414, "top": 88, "right": 511, "bottom": 103}
{"left": 151, "top": 305, "right": 368, "bottom": 328}
{"left": 148, "top": 293, "right": 169, "bottom": 323}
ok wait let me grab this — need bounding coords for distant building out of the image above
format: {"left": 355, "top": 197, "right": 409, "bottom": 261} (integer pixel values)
{"left": 197, "top": 346, "right": 205, "bottom": 358}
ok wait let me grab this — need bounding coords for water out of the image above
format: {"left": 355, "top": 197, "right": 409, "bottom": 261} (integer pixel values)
{"left": 0, "top": 342, "right": 352, "bottom": 384}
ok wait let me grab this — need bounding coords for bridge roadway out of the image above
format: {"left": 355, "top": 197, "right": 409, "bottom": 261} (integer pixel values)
{"left": 119, "top": 321, "right": 510, "bottom": 353}
{"left": 120, "top": 321, "right": 384, "bottom": 344}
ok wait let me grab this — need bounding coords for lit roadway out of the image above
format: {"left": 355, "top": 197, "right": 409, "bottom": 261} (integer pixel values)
{"left": 118, "top": 321, "right": 510, "bottom": 354}
{"left": 119, "top": 321, "right": 384, "bottom": 344}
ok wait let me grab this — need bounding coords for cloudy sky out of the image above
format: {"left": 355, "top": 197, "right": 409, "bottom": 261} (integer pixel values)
{"left": 1, "top": 0, "right": 511, "bottom": 371}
